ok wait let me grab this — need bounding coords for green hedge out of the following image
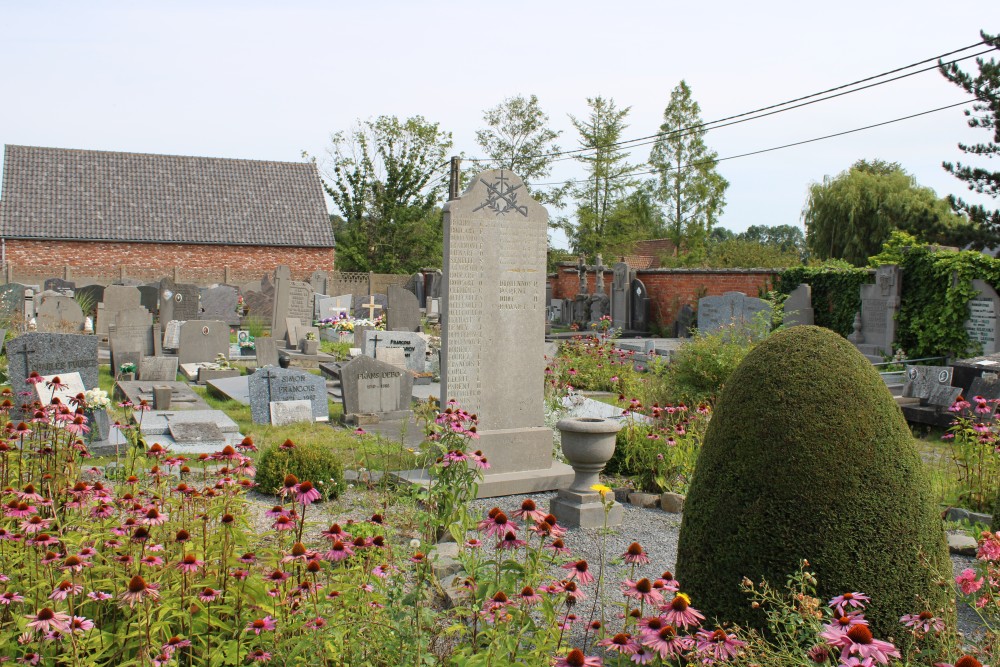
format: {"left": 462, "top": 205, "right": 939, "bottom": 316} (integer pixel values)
{"left": 775, "top": 265, "right": 870, "bottom": 337}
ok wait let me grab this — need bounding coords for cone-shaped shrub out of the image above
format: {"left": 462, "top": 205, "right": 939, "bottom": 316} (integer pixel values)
{"left": 676, "top": 325, "right": 951, "bottom": 640}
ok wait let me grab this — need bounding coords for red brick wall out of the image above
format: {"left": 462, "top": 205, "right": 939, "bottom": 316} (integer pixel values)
{"left": 549, "top": 264, "right": 779, "bottom": 328}
{"left": 2, "top": 240, "right": 335, "bottom": 285}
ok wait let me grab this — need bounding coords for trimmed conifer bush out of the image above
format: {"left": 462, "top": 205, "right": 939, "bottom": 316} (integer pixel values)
{"left": 675, "top": 325, "right": 952, "bottom": 641}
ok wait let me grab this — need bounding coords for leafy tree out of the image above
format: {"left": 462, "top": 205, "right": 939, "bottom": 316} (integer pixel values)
{"left": 566, "top": 96, "right": 639, "bottom": 257}
{"left": 804, "top": 159, "right": 975, "bottom": 266}
{"left": 317, "top": 115, "right": 451, "bottom": 273}
{"left": 474, "top": 94, "right": 567, "bottom": 206}
{"left": 940, "top": 30, "right": 1000, "bottom": 233}
{"left": 738, "top": 224, "right": 806, "bottom": 255}
{"left": 706, "top": 238, "right": 803, "bottom": 268}
{"left": 649, "top": 80, "right": 729, "bottom": 260}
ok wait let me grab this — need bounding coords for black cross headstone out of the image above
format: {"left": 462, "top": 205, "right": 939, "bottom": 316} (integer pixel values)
{"left": 371, "top": 334, "right": 383, "bottom": 360}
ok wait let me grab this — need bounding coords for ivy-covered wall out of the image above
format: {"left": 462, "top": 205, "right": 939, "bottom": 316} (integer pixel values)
{"left": 775, "top": 266, "right": 871, "bottom": 337}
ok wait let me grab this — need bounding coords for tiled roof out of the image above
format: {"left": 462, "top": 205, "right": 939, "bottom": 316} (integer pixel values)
{"left": 0, "top": 145, "right": 335, "bottom": 247}
{"left": 620, "top": 255, "right": 658, "bottom": 270}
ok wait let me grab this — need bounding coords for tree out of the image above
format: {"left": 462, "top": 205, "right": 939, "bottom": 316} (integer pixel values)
{"left": 318, "top": 115, "right": 452, "bottom": 273}
{"left": 649, "top": 80, "right": 729, "bottom": 260}
{"left": 940, "top": 30, "right": 1000, "bottom": 233}
{"left": 474, "top": 94, "right": 566, "bottom": 206}
{"left": 567, "top": 96, "right": 639, "bottom": 257}
{"left": 738, "top": 224, "right": 806, "bottom": 255}
{"left": 804, "top": 159, "right": 976, "bottom": 266}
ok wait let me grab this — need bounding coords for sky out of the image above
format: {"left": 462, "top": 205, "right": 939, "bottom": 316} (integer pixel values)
{"left": 1, "top": 1, "right": 997, "bottom": 250}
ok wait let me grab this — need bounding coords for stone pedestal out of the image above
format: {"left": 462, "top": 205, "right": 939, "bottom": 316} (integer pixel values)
{"left": 153, "top": 386, "right": 172, "bottom": 410}
{"left": 549, "top": 417, "right": 623, "bottom": 528}
{"left": 551, "top": 488, "right": 623, "bottom": 529}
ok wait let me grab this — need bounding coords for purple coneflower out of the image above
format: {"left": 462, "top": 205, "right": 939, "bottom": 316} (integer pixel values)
{"left": 119, "top": 575, "right": 160, "bottom": 607}
{"left": 641, "top": 624, "right": 692, "bottom": 660}
{"left": 661, "top": 593, "right": 705, "bottom": 629}
{"left": 695, "top": 628, "right": 746, "bottom": 663}
{"left": 293, "top": 481, "right": 321, "bottom": 505}
{"left": 0, "top": 591, "right": 25, "bottom": 605}
{"left": 21, "top": 515, "right": 51, "bottom": 533}
{"left": 198, "top": 588, "right": 220, "bottom": 603}
{"left": 833, "top": 625, "right": 900, "bottom": 665}
{"left": 478, "top": 510, "right": 517, "bottom": 538}
{"left": 49, "top": 580, "right": 83, "bottom": 601}
{"left": 25, "top": 607, "right": 71, "bottom": 634}
{"left": 246, "top": 616, "right": 277, "bottom": 635}
{"left": 900, "top": 610, "right": 945, "bottom": 634}
{"left": 828, "top": 591, "right": 870, "bottom": 616}
{"left": 325, "top": 540, "right": 355, "bottom": 562}
{"left": 512, "top": 498, "right": 547, "bottom": 523}
{"left": 562, "top": 560, "right": 595, "bottom": 585}
{"left": 553, "top": 649, "right": 602, "bottom": 667}
{"left": 623, "top": 542, "right": 651, "bottom": 565}
{"left": 498, "top": 530, "right": 526, "bottom": 550}
{"left": 622, "top": 578, "right": 664, "bottom": 606}
{"left": 176, "top": 554, "right": 204, "bottom": 573}
{"left": 598, "top": 633, "right": 638, "bottom": 655}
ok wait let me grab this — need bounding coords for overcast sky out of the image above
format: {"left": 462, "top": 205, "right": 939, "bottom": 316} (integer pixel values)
{"left": 2, "top": 2, "right": 997, "bottom": 250}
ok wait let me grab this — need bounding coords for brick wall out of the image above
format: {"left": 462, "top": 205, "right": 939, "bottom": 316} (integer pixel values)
{"left": 2, "top": 239, "right": 336, "bottom": 286}
{"left": 550, "top": 263, "right": 780, "bottom": 327}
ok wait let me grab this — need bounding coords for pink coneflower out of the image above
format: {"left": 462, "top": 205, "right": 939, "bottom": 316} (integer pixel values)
{"left": 272, "top": 515, "right": 296, "bottom": 531}
{"left": 21, "top": 515, "right": 51, "bottom": 533}
{"left": 900, "top": 610, "right": 945, "bottom": 635}
{"left": 5, "top": 501, "right": 35, "bottom": 519}
{"left": 64, "top": 415, "right": 89, "bottom": 435}
{"left": 49, "top": 580, "right": 83, "bottom": 601}
{"left": 517, "top": 586, "right": 543, "bottom": 605}
{"left": 25, "top": 607, "right": 71, "bottom": 634}
{"left": 598, "top": 633, "right": 638, "bottom": 655}
{"left": 695, "top": 628, "right": 746, "bottom": 662}
{"left": 282, "top": 542, "right": 312, "bottom": 563}
{"left": 641, "top": 624, "right": 693, "bottom": 660}
{"left": 562, "top": 581, "right": 586, "bottom": 603}
{"left": 0, "top": 591, "right": 24, "bottom": 605}
{"left": 325, "top": 540, "right": 355, "bottom": 562}
{"left": 623, "top": 542, "right": 651, "bottom": 565}
{"left": 553, "top": 649, "right": 603, "bottom": 667}
{"left": 293, "top": 481, "right": 321, "bottom": 505}
{"left": 120, "top": 575, "right": 160, "bottom": 607}
{"left": 478, "top": 510, "right": 517, "bottom": 538}
{"left": 140, "top": 507, "right": 168, "bottom": 526}
{"left": 248, "top": 649, "right": 272, "bottom": 662}
{"left": 69, "top": 616, "right": 94, "bottom": 633}
{"left": 662, "top": 593, "right": 705, "bottom": 629}
{"left": 562, "top": 560, "right": 595, "bottom": 585}
{"left": 498, "top": 530, "right": 527, "bottom": 550}
{"left": 629, "top": 644, "right": 656, "bottom": 665}
{"left": 236, "top": 436, "right": 257, "bottom": 452}
{"left": 512, "top": 498, "right": 547, "bottom": 523}
{"left": 828, "top": 591, "right": 870, "bottom": 615}
{"left": 622, "top": 579, "right": 664, "bottom": 606}
{"left": 162, "top": 635, "right": 192, "bottom": 654}
{"left": 546, "top": 538, "right": 571, "bottom": 555}
{"left": 198, "top": 588, "right": 220, "bottom": 603}
{"left": 26, "top": 371, "right": 44, "bottom": 385}
{"left": 465, "top": 538, "right": 483, "bottom": 549}
{"left": 90, "top": 502, "right": 115, "bottom": 519}
{"left": 819, "top": 611, "right": 868, "bottom": 645}
{"left": 246, "top": 616, "right": 277, "bottom": 635}
{"left": 833, "top": 625, "right": 900, "bottom": 665}
{"left": 18, "top": 485, "right": 44, "bottom": 502}
{"left": 304, "top": 616, "right": 328, "bottom": 630}
{"left": 176, "top": 554, "right": 204, "bottom": 573}
{"left": 87, "top": 591, "right": 111, "bottom": 601}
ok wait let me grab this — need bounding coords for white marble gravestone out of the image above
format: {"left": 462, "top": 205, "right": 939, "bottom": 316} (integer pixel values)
{"left": 966, "top": 279, "right": 1000, "bottom": 355}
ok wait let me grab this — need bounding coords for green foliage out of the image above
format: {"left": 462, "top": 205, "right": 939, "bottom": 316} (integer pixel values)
{"left": 676, "top": 326, "right": 953, "bottom": 644}
{"left": 739, "top": 224, "right": 807, "bottom": 255}
{"left": 705, "top": 238, "right": 802, "bottom": 268}
{"left": 649, "top": 80, "right": 729, "bottom": 261}
{"left": 776, "top": 263, "right": 870, "bottom": 336}
{"left": 664, "top": 324, "right": 760, "bottom": 404}
{"left": 316, "top": 115, "right": 452, "bottom": 272}
{"left": 804, "top": 159, "right": 977, "bottom": 266}
{"left": 73, "top": 290, "right": 98, "bottom": 318}
{"left": 255, "top": 440, "right": 346, "bottom": 500}
{"left": 243, "top": 315, "right": 268, "bottom": 339}
{"left": 940, "top": 30, "right": 1000, "bottom": 234}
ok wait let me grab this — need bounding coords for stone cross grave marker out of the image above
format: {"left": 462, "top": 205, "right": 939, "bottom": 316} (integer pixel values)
{"left": 361, "top": 330, "right": 426, "bottom": 372}
{"left": 247, "top": 367, "right": 328, "bottom": 424}
{"left": 965, "top": 279, "right": 1000, "bottom": 355}
{"left": 340, "top": 354, "right": 413, "bottom": 420}
{"left": 440, "top": 168, "right": 572, "bottom": 493}
{"left": 7, "top": 333, "right": 99, "bottom": 402}
{"left": 854, "top": 265, "right": 902, "bottom": 360}
{"left": 43, "top": 278, "right": 76, "bottom": 294}
{"left": 315, "top": 295, "right": 351, "bottom": 321}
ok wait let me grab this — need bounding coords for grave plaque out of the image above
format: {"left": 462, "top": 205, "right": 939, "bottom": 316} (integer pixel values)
{"left": 927, "top": 384, "right": 963, "bottom": 408}
{"left": 285, "top": 317, "right": 302, "bottom": 347}
{"left": 139, "top": 356, "right": 178, "bottom": 382}
{"left": 269, "top": 400, "right": 314, "bottom": 426}
{"left": 254, "top": 337, "right": 279, "bottom": 368}
{"left": 98, "top": 286, "right": 141, "bottom": 336}
{"left": 902, "top": 365, "right": 955, "bottom": 402}
{"left": 965, "top": 279, "right": 1000, "bottom": 355}
{"left": 361, "top": 330, "right": 426, "bottom": 372}
{"left": 177, "top": 320, "right": 229, "bottom": 365}
{"left": 784, "top": 283, "right": 815, "bottom": 327}
{"left": 0, "top": 284, "right": 27, "bottom": 320}
{"left": 33, "top": 371, "right": 87, "bottom": 406}
{"left": 36, "top": 295, "right": 85, "bottom": 332}
{"left": 697, "top": 291, "right": 772, "bottom": 334}
{"left": 110, "top": 307, "right": 155, "bottom": 356}
{"left": 248, "top": 367, "right": 328, "bottom": 424}
{"left": 353, "top": 293, "right": 387, "bottom": 320}
{"left": 200, "top": 286, "right": 240, "bottom": 323}
{"left": 162, "top": 321, "right": 183, "bottom": 350}
{"left": 170, "top": 421, "right": 226, "bottom": 445}
{"left": 630, "top": 279, "right": 650, "bottom": 332}
{"left": 340, "top": 355, "right": 412, "bottom": 420}
{"left": 7, "top": 333, "right": 99, "bottom": 400}
{"left": 440, "top": 169, "right": 571, "bottom": 492}
{"left": 387, "top": 284, "right": 421, "bottom": 332}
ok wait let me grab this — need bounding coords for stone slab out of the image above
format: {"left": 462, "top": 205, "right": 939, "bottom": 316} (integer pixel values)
{"left": 139, "top": 356, "right": 178, "bottom": 382}
{"left": 248, "top": 367, "right": 328, "bottom": 424}
{"left": 170, "top": 421, "right": 226, "bottom": 444}
{"left": 269, "top": 400, "right": 315, "bottom": 426}
{"left": 140, "top": 409, "right": 240, "bottom": 435}
{"left": 387, "top": 284, "right": 421, "bottom": 332}
{"left": 206, "top": 375, "right": 251, "bottom": 404}
{"left": 115, "top": 381, "right": 210, "bottom": 410}
{"left": 361, "top": 330, "right": 427, "bottom": 373}
{"left": 33, "top": 372, "right": 87, "bottom": 406}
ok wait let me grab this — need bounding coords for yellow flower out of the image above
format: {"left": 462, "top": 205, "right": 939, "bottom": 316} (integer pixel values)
{"left": 675, "top": 592, "right": 691, "bottom": 606}
{"left": 590, "top": 483, "right": 612, "bottom": 498}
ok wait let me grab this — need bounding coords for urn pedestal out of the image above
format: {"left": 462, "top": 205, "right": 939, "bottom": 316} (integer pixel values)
{"left": 550, "top": 417, "right": 623, "bottom": 528}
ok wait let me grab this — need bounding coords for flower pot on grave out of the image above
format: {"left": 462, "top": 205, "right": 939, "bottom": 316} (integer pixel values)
{"left": 557, "top": 417, "right": 622, "bottom": 492}
{"left": 240, "top": 346, "right": 255, "bottom": 357}
{"left": 301, "top": 340, "right": 320, "bottom": 355}
{"left": 120, "top": 373, "right": 135, "bottom": 382}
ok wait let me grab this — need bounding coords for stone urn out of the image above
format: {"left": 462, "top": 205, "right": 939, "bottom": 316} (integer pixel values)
{"left": 550, "top": 417, "right": 624, "bottom": 528}
{"left": 278, "top": 355, "right": 291, "bottom": 369}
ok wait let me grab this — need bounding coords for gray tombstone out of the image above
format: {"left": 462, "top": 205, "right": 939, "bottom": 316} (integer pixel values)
{"left": 903, "top": 365, "right": 955, "bottom": 404}
{"left": 110, "top": 307, "right": 155, "bottom": 356}
{"left": 271, "top": 267, "right": 314, "bottom": 343}
{"left": 200, "top": 286, "right": 240, "bottom": 324}
{"left": 361, "top": 330, "right": 427, "bottom": 372}
{"left": 425, "top": 270, "right": 443, "bottom": 300}
{"left": 315, "top": 295, "right": 351, "bottom": 322}
{"left": 965, "top": 279, "right": 1000, "bottom": 355}
{"left": 697, "top": 291, "right": 772, "bottom": 334}
{"left": 269, "top": 400, "right": 315, "bottom": 427}
{"left": 207, "top": 375, "right": 251, "bottom": 404}
{"left": 248, "top": 367, "right": 328, "bottom": 424}
{"left": 854, "top": 265, "right": 902, "bottom": 360}
{"left": 340, "top": 354, "right": 413, "bottom": 420}
{"left": 285, "top": 317, "right": 302, "bottom": 347}
{"left": 44, "top": 278, "right": 76, "bottom": 294}
{"left": 630, "top": 279, "right": 650, "bottom": 333}
{"left": 7, "top": 333, "right": 99, "bottom": 401}
{"left": 387, "top": 284, "right": 421, "bottom": 332}
{"left": 242, "top": 285, "right": 274, "bottom": 326}
{"left": 162, "top": 321, "right": 183, "bottom": 350}
{"left": 440, "top": 168, "right": 571, "bottom": 493}
{"left": 172, "top": 283, "right": 201, "bottom": 322}
{"left": 138, "top": 285, "right": 159, "bottom": 317}
{"left": 139, "top": 356, "right": 178, "bottom": 382}
{"left": 254, "top": 337, "right": 279, "bottom": 368}
{"left": 406, "top": 272, "right": 427, "bottom": 308}
{"left": 0, "top": 283, "right": 26, "bottom": 321}
{"left": 783, "top": 283, "right": 815, "bottom": 327}
{"left": 36, "top": 295, "right": 85, "bottom": 332}
{"left": 309, "top": 270, "right": 329, "bottom": 296}
{"left": 353, "top": 293, "right": 387, "bottom": 321}
{"left": 177, "top": 320, "right": 229, "bottom": 365}
{"left": 110, "top": 340, "right": 143, "bottom": 377}
{"left": 674, "top": 304, "right": 694, "bottom": 338}
{"left": 98, "top": 286, "right": 142, "bottom": 336}
{"left": 969, "top": 374, "right": 1000, "bottom": 403}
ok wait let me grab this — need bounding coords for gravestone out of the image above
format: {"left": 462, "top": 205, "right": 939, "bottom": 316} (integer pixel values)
{"left": 162, "top": 321, "right": 183, "bottom": 350}
{"left": 43, "top": 278, "right": 76, "bottom": 294}
{"left": 853, "top": 265, "right": 902, "bottom": 361}
{"left": 138, "top": 285, "right": 159, "bottom": 316}
{"left": 98, "top": 286, "right": 141, "bottom": 336}
{"left": 270, "top": 400, "right": 314, "bottom": 426}
{"left": 254, "top": 337, "right": 279, "bottom": 368}
{"left": 611, "top": 262, "right": 630, "bottom": 330}
{"left": 965, "top": 279, "right": 1000, "bottom": 355}
{"left": 110, "top": 339, "right": 143, "bottom": 376}
{"left": 33, "top": 371, "right": 87, "bottom": 407}
{"left": 315, "top": 295, "right": 351, "bottom": 321}
{"left": 134, "top": 409, "right": 242, "bottom": 454}
{"left": 110, "top": 307, "right": 155, "bottom": 356}
{"left": 697, "top": 291, "right": 772, "bottom": 334}
{"left": 200, "top": 286, "right": 240, "bottom": 324}
{"left": 903, "top": 365, "right": 955, "bottom": 404}
{"left": 0, "top": 283, "right": 27, "bottom": 320}
{"left": 241, "top": 282, "right": 275, "bottom": 325}
{"left": 285, "top": 317, "right": 302, "bottom": 347}
{"left": 177, "top": 320, "right": 229, "bottom": 365}
{"left": 115, "top": 381, "right": 210, "bottom": 410}
{"left": 139, "top": 356, "right": 178, "bottom": 382}
{"left": 36, "top": 295, "right": 85, "bottom": 332}
{"left": 969, "top": 374, "right": 1000, "bottom": 403}
{"left": 387, "top": 285, "right": 421, "bottom": 332}
{"left": 353, "top": 293, "right": 387, "bottom": 320}
{"left": 73, "top": 285, "right": 104, "bottom": 317}
{"left": 438, "top": 168, "right": 572, "bottom": 496}
{"left": 247, "top": 367, "right": 328, "bottom": 424}
{"left": 309, "top": 270, "right": 329, "bottom": 296}
{"left": 170, "top": 282, "right": 201, "bottom": 323}
{"left": 406, "top": 272, "right": 426, "bottom": 308}
{"left": 7, "top": 333, "right": 99, "bottom": 401}
{"left": 630, "top": 279, "right": 650, "bottom": 332}
{"left": 783, "top": 283, "right": 815, "bottom": 327}
{"left": 361, "top": 330, "right": 427, "bottom": 372}
{"left": 674, "top": 304, "right": 694, "bottom": 338}
{"left": 207, "top": 375, "right": 251, "bottom": 404}
{"left": 271, "top": 267, "right": 314, "bottom": 343}
{"left": 340, "top": 355, "right": 412, "bottom": 421}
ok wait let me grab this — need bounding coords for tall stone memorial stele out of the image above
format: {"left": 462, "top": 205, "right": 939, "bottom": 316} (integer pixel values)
{"left": 440, "top": 169, "right": 573, "bottom": 496}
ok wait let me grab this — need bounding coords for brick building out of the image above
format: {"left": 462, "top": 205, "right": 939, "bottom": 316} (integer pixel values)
{"left": 0, "top": 145, "right": 335, "bottom": 284}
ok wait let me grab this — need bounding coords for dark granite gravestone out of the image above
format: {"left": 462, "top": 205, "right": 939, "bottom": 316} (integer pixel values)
{"left": 36, "top": 295, "right": 85, "bottom": 331}
{"left": 387, "top": 284, "right": 421, "bottom": 332}
{"left": 247, "top": 367, "right": 328, "bottom": 424}
{"left": 139, "top": 356, "right": 178, "bottom": 382}
{"left": 200, "top": 286, "right": 240, "bottom": 324}
{"left": 138, "top": 285, "right": 159, "bottom": 317}
{"left": 172, "top": 283, "right": 201, "bottom": 322}
{"left": 353, "top": 293, "right": 387, "bottom": 320}
{"left": 177, "top": 320, "right": 229, "bottom": 365}
{"left": 254, "top": 337, "right": 279, "bottom": 368}
{"left": 630, "top": 279, "right": 650, "bottom": 332}
{"left": 969, "top": 374, "right": 1000, "bottom": 402}
{"left": 902, "top": 365, "right": 954, "bottom": 404}
{"left": 73, "top": 285, "right": 104, "bottom": 317}
{"left": 0, "top": 283, "right": 26, "bottom": 320}
{"left": 340, "top": 355, "right": 413, "bottom": 421}
{"left": 43, "top": 278, "right": 76, "bottom": 293}
{"left": 425, "top": 270, "right": 442, "bottom": 300}
{"left": 7, "top": 333, "right": 99, "bottom": 400}
{"left": 674, "top": 304, "right": 694, "bottom": 338}
{"left": 405, "top": 272, "right": 426, "bottom": 307}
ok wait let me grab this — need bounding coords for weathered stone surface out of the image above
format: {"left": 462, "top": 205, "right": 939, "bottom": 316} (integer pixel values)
{"left": 177, "top": 320, "right": 229, "bottom": 365}
{"left": 361, "top": 330, "right": 426, "bottom": 372}
{"left": 7, "top": 333, "right": 99, "bottom": 400}
{"left": 966, "top": 279, "right": 1000, "bottom": 355}
{"left": 139, "top": 356, "right": 178, "bottom": 382}
{"left": 660, "top": 492, "right": 685, "bottom": 513}
{"left": 339, "top": 355, "right": 412, "bottom": 420}
{"left": 200, "top": 285, "right": 240, "bottom": 323}
{"left": 387, "top": 284, "right": 421, "bottom": 332}
{"left": 159, "top": 279, "right": 200, "bottom": 324}
{"left": 628, "top": 492, "right": 660, "bottom": 508}
{"left": 254, "top": 337, "right": 279, "bottom": 368}
{"left": 33, "top": 371, "right": 86, "bottom": 406}
{"left": 903, "top": 365, "right": 954, "bottom": 401}
{"left": 948, "top": 533, "right": 978, "bottom": 556}
{"left": 36, "top": 295, "right": 85, "bottom": 331}
{"left": 698, "top": 291, "right": 772, "bottom": 334}
{"left": 271, "top": 267, "right": 314, "bottom": 343}
{"left": 269, "top": 400, "right": 314, "bottom": 426}
{"left": 206, "top": 375, "right": 251, "bottom": 404}
{"left": 248, "top": 367, "right": 327, "bottom": 424}
{"left": 115, "top": 381, "right": 209, "bottom": 410}
{"left": 853, "top": 265, "right": 902, "bottom": 360}
{"left": 98, "top": 286, "right": 141, "bottom": 336}
{"left": 353, "top": 293, "right": 387, "bottom": 321}
{"left": 783, "top": 283, "right": 815, "bottom": 327}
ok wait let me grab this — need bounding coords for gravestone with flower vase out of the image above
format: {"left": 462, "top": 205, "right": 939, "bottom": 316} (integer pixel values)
{"left": 7, "top": 333, "right": 100, "bottom": 414}
{"left": 900, "top": 364, "right": 962, "bottom": 427}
